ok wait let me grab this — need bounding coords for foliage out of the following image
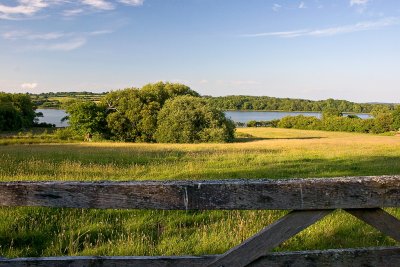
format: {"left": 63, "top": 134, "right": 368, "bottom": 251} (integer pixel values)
{"left": 103, "top": 82, "right": 200, "bottom": 142}
{"left": 278, "top": 115, "right": 322, "bottom": 130}
{"left": 0, "top": 92, "right": 36, "bottom": 131}
{"left": 321, "top": 107, "right": 342, "bottom": 119}
{"left": 275, "top": 109, "right": 396, "bottom": 134}
{"left": 65, "top": 101, "right": 108, "bottom": 137}
{"left": 154, "top": 96, "right": 235, "bottom": 143}
{"left": 64, "top": 82, "right": 233, "bottom": 143}
{"left": 246, "top": 119, "right": 280, "bottom": 127}
{"left": 392, "top": 106, "right": 400, "bottom": 131}
{"left": 205, "top": 95, "right": 395, "bottom": 113}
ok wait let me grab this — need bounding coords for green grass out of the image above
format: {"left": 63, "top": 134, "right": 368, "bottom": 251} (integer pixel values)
{"left": 0, "top": 127, "right": 399, "bottom": 257}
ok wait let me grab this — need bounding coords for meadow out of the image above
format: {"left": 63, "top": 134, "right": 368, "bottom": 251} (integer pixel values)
{"left": 0, "top": 128, "right": 399, "bottom": 257}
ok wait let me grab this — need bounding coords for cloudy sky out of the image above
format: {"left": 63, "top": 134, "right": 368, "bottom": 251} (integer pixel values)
{"left": 1, "top": 0, "right": 400, "bottom": 102}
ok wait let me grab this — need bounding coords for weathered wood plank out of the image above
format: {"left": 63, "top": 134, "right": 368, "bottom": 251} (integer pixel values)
{"left": 207, "top": 210, "right": 332, "bottom": 267}
{"left": 3, "top": 247, "right": 397, "bottom": 267}
{"left": 345, "top": 208, "right": 400, "bottom": 242}
{"left": 0, "top": 176, "right": 399, "bottom": 210}
{"left": 0, "top": 255, "right": 216, "bottom": 267}
{"left": 249, "top": 246, "right": 400, "bottom": 267}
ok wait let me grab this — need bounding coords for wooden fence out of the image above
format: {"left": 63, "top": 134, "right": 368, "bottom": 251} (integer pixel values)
{"left": 0, "top": 175, "right": 400, "bottom": 266}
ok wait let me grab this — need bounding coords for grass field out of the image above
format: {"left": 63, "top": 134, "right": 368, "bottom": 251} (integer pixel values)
{"left": 0, "top": 128, "right": 399, "bottom": 257}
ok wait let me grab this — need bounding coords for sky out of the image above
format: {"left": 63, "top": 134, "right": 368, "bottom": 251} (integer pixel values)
{"left": 0, "top": 0, "right": 400, "bottom": 102}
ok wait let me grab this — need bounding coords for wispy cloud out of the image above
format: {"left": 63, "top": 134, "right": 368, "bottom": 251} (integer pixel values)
{"left": 0, "top": 0, "right": 145, "bottom": 20}
{"left": 2, "top": 29, "right": 112, "bottom": 51}
{"left": 350, "top": 0, "right": 369, "bottom": 6}
{"left": 2, "top": 31, "right": 65, "bottom": 40}
{"left": 82, "top": 0, "right": 114, "bottom": 10}
{"left": 350, "top": 0, "right": 369, "bottom": 13}
{"left": 272, "top": 4, "right": 281, "bottom": 12}
{"left": 33, "top": 38, "right": 87, "bottom": 51}
{"left": 242, "top": 17, "right": 399, "bottom": 38}
{"left": 21, "top": 82, "right": 38, "bottom": 90}
{"left": 0, "top": 0, "right": 48, "bottom": 19}
{"left": 118, "top": 0, "right": 144, "bottom": 6}
{"left": 299, "top": 2, "right": 306, "bottom": 9}
{"left": 62, "top": 8, "right": 84, "bottom": 17}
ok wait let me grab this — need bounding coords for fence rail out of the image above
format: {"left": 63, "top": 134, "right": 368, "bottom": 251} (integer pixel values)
{"left": 1, "top": 175, "right": 400, "bottom": 266}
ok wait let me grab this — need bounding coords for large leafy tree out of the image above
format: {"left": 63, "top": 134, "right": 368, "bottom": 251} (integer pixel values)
{"left": 0, "top": 92, "right": 36, "bottom": 131}
{"left": 155, "top": 95, "right": 235, "bottom": 143}
{"left": 103, "top": 82, "right": 200, "bottom": 142}
{"left": 65, "top": 101, "right": 108, "bottom": 136}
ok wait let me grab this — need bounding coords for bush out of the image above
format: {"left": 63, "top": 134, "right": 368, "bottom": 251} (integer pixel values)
{"left": 155, "top": 96, "right": 235, "bottom": 143}
{"left": 278, "top": 115, "right": 321, "bottom": 130}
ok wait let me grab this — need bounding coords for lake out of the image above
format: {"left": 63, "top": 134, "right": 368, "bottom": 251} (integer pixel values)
{"left": 225, "top": 111, "right": 372, "bottom": 123}
{"left": 37, "top": 109, "right": 372, "bottom": 127}
{"left": 36, "top": 109, "right": 69, "bottom": 127}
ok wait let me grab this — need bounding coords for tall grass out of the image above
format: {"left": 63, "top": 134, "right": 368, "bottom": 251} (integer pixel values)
{"left": 0, "top": 128, "right": 399, "bottom": 257}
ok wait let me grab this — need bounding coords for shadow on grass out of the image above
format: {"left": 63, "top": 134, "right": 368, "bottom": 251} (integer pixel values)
{"left": 172, "top": 155, "right": 400, "bottom": 180}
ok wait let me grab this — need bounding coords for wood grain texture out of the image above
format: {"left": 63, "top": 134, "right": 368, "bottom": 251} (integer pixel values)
{"left": 2, "top": 247, "right": 398, "bottom": 267}
{"left": 0, "top": 176, "right": 399, "bottom": 210}
{"left": 345, "top": 208, "right": 400, "bottom": 242}
{"left": 0, "top": 255, "right": 216, "bottom": 267}
{"left": 249, "top": 247, "right": 400, "bottom": 267}
{"left": 207, "top": 210, "right": 333, "bottom": 267}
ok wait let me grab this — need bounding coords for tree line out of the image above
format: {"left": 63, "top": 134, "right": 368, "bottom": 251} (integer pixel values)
{"left": 205, "top": 95, "right": 395, "bottom": 113}
{"left": 245, "top": 106, "right": 400, "bottom": 134}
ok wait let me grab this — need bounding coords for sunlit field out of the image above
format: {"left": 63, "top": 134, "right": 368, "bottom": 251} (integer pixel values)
{"left": 0, "top": 128, "right": 399, "bottom": 257}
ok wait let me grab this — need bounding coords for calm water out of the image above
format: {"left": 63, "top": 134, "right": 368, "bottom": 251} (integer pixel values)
{"left": 225, "top": 111, "right": 372, "bottom": 123}
{"left": 37, "top": 109, "right": 372, "bottom": 127}
{"left": 36, "top": 109, "right": 69, "bottom": 127}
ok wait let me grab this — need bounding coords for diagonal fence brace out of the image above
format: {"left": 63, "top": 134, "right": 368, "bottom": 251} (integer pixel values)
{"left": 207, "top": 209, "right": 333, "bottom": 267}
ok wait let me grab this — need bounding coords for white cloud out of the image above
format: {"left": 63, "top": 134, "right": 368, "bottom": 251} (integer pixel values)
{"left": 118, "top": 0, "right": 144, "bottom": 6}
{"left": 299, "top": 2, "right": 306, "bottom": 9}
{"left": 21, "top": 83, "right": 38, "bottom": 89}
{"left": 63, "top": 8, "right": 84, "bottom": 17}
{"left": 2, "top": 31, "right": 65, "bottom": 40}
{"left": 32, "top": 38, "right": 87, "bottom": 51}
{"left": 0, "top": 0, "right": 144, "bottom": 19}
{"left": 2, "top": 29, "right": 112, "bottom": 51}
{"left": 350, "top": 0, "right": 369, "bottom": 6}
{"left": 272, "top": 4, "right": 281, "bottom": 12}
{"left": 81, "top": 0, "right": 114, "bottom": 10}
{"left": 242, "top": 17, "right": 399, "bottom": 38}
{"left": 0, "top": 0, "right": 48, "bottom": 19}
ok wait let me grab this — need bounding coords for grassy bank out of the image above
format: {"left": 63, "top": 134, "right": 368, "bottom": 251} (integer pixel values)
{"left": 0, "top": 128, "right": 399, "bottom": 257}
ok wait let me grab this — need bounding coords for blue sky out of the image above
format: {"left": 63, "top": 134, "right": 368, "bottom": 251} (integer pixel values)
{"left": 1, "top": 0, "right": 400, "bottom": 102}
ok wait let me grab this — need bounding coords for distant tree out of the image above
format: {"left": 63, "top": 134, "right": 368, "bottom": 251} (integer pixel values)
{"left": 371, "top": 105, "right": 391, "bottom": 117}
{"left": 65, "top": 101, "right": 108, "bottom": 137}
{"left": 322, "top": 107, "right": 342, "bottom": 119}
{"left": 392, "top": 106, "right": 400, "bottom": 131}
{"left": 155, "top": 96, "right": 235, "bottom": 143}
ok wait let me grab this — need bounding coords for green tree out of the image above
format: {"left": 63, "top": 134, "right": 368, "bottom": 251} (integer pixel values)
{"left": 322, "top": 107, "right": 342, "bottom": 120}
{"left": 0, "top": 92, "right": 36, "bottom": 131}
{"left": 155, "top": 96, "right": 235, "bottom": 143}
{"left": 392, "top": 106, "right": 400, "bottom": 131}
{"left": 103, "top": 82, "right": 200, "bottom": 142}
{"left": 65, "top": 101, "right": 108, "bottom": 137}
